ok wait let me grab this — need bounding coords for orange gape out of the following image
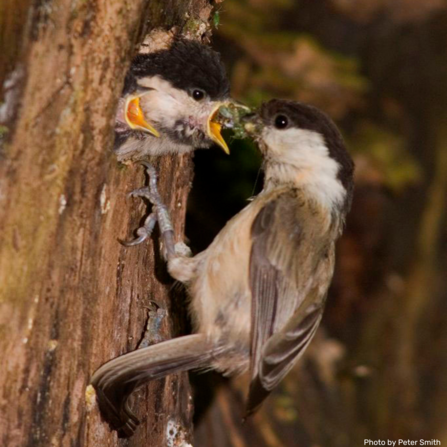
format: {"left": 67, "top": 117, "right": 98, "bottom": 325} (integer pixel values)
{"left": 125, "top": 96, "right": 160, "bottom": 137}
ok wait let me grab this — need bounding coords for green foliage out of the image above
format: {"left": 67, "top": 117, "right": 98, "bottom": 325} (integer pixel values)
{"left": 272, "top": 394, "right": 299, "bottom": 423}
{"left": 217, "top": 1, "right": 367, "bottom": 118}
{"left": 0, "top": 125, "right": 9, "bottom": 137}
{"left": 220, "top": 133, "right": 262, "bottom": 203}
{"left": 213, "top": 11, "right": 220, "bottom": 29}
{"left": 351, "top": 122, "right": 421, "bottom": 191}
{"left": 208, "top": 0, "right": 434, "bottom": 209}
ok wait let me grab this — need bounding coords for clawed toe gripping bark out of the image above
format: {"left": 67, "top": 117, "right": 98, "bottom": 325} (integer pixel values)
{"left": 121, "top": 162, "right": 177, "bottom": 259}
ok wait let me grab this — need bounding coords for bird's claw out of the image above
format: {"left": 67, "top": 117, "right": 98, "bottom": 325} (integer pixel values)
{"left": 138, "top": 304, "right": 167, "bottom": 348}
{"left": 147, "top": 300, "right": 162, "bottom": 310}
{"left": 128, "top": 187, "right": 152, "bottom": 200}
{"left": 127, "top": 188, "right": 159, "bottom": 208}
{"left": 120, "top": 212, "right": 157, "bottom": 247}
{"left": 120, "top": 228, "right": 150, "bottom": 247}
{"left": 127, "top": 163, "right": 166, "bottom": 212}
{"left": 139, "top": 163, "right": 174, "bottom": 239}
{"left": 121, "top": 163, "right": 175, "bottom": 256}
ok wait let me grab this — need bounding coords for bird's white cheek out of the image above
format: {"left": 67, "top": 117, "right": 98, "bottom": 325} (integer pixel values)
{"left": 262, "top": 128, "right": 328, "bottom": 158}
{"left": 261, "top": 128, "right": 306, "bottom": 157}
{"left": 140, "top": 94, "right": 211, "bottom": 138}
{"left": 136, "top": 76, "right": 198, "bottom": 128}
{"left": 262, "top": 127, "right": 346, "bottom": 208}
{"left": 261, "top": 128, "right": 286, "bottom": 155}
{"left": 140, "top": 91, "right": 188, "bottom": 128}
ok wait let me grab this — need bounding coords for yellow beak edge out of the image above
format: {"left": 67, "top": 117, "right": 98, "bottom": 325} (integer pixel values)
{"left": 207, "top": 104, "right": 230, "bottom": 155}
{"left": 125, "top": 96, "right": 160, "bottom": 137}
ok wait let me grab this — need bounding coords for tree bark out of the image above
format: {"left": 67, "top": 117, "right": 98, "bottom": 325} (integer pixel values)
{"left": 0, "top": 1, "right": 217, "bottom": 446}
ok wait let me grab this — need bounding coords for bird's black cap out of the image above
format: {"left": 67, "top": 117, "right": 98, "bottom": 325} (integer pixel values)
{"left": 124, "top": 39, "right": 230, "bottom": 100}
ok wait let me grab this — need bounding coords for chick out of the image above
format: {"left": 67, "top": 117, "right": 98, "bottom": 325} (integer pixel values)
{"left": 115, "top": 39, "right": 231, "bottom": 161}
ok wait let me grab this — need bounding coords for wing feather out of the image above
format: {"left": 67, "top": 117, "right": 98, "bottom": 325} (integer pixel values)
{"left": 246, "top": 190, "right": 329, "bottom": 416}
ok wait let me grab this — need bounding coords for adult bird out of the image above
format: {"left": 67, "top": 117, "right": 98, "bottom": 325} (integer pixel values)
{"left": 92, "top": 99, "right": 354, "bottom": 437}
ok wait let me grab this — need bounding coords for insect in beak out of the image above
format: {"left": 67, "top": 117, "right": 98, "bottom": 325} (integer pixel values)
{"left": 242, "top": 113, "right": 262, "bottom": 136}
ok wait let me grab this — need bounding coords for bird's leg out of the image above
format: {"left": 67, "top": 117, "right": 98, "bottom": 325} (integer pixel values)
{"left": 124, "top": 162, "right": 195, "bottom": 285}
{"left": 125, "top": 162, "right": 178, "bottom": 260}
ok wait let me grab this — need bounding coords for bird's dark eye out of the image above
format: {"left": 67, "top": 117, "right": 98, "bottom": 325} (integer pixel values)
{"left": 274, "top": 114, "right": 289, "bottom": 129}
{"left": 192, "top": 89, "right": 205, "bottom": 101}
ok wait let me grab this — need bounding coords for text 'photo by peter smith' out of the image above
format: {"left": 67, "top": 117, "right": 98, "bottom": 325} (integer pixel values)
{"left": 1, "top": 0, "right": 446, "bottom": 446}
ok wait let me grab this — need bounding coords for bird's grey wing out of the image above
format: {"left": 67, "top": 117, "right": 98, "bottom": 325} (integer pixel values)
{"left": 246, "top": 190, "right": 326, "bottom": 416}
{"left": 248, "top": 198, "right": 282, "bottom": 378}
{"left": 246, "top": 297, "right": 323, "bottom": 416}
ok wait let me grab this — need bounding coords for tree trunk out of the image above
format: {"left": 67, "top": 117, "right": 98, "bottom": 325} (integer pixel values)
{"left": 0, "top": 1, "right": 217, "bottom": 446}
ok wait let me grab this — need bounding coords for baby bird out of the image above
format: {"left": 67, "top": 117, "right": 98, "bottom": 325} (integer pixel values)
{"left": 92, "top": 99, "right": 354, "bottom": 437}
{"left": 115, "top": 38, "right": 231, "bottom": 161}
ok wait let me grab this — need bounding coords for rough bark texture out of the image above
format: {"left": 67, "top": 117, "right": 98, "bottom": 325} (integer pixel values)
{"left": 0, "top": 1, "right": 216, "bottom": 446}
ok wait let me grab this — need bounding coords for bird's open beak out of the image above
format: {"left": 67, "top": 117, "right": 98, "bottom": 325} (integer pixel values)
{"left": 124, "top": 96, "right": 160, "bottom": 137}
{"left": 207, "top": 104, "right": 230, "bottom": 154}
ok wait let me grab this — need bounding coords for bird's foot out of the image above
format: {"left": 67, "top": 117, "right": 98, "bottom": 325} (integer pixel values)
{"left": 120, "top": 212, "right": 157, "bottom": 246}
{"left": 138, "top": 302, "right": 167, "bottom": 348}
{"left": 121, "top": 162, "right": 176, "bottom": 259}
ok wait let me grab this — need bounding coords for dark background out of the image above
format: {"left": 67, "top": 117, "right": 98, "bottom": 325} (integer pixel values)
{"left": 188, "top": 1, "right": 447, "bottom": 445}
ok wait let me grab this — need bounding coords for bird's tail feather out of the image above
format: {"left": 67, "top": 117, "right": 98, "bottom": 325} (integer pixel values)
{"left": 91, "top": 334, "right": 221, "bottom": 437}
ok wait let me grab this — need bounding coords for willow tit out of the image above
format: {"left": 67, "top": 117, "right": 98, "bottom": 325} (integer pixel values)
{"left": 92, "top": 99, "right": 354, "bottom": 436}
{"left": 115, "top": 39, "right": 231, "bottom": 161}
